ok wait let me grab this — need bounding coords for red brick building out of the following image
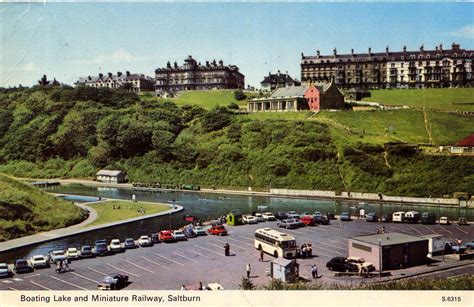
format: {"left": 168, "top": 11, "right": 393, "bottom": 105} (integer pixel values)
{"left": 305, "top": 82, "right": 346, "bottom": 111}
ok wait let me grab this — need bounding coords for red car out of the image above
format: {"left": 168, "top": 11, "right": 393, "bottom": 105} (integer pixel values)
{"left": 300, "top": 215, "right": 315, "bottom": 226}
{"left": 159, "top": 230, "right": 175, "bottom": 242}
{"left": 207, "top": 225, "right": 227, "bottom": 236}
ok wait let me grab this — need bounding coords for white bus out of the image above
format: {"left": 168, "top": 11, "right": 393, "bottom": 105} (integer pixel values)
{"left": 392, "top": 211, "right": 405, "bottom": 223}
{"left": 254, "top": 228, "right": 297, "bottom": 258}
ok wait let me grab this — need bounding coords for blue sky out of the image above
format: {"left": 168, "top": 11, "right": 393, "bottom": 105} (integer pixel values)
{"left": 1, "top": 2, "right": 473, "bottom": 87}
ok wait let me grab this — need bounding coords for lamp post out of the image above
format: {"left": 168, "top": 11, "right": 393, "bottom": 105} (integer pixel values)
{"left": 378, "top": 239, "right": 382, "bottom": 278}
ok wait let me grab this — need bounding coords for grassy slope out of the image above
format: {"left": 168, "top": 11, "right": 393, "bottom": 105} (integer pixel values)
{"left": 86, "top": 200, "right": 170, "bottom": 227}
{"left": 0, "top": 173, "right": 85, "bottom": 241}
{"left": 363, "top": 88, "right": 474, "bottom": 111}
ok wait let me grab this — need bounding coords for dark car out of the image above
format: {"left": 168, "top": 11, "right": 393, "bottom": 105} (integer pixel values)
{"left": 381, "top": 214, "right": 392, "bottom": 223}
{"left": 14, "top": 259, "right": 33, "bottom": 274}
{"left": 94, "top": 240, "right": 109, "bottom": 256}
{"left": 0, "top": 263, "right": 13, "bottom": 278}
{"left": 97, "top": 273, "right": 129, "bottom": 290}
{"left": 340, "top": 212, "right": 351, "bottom": 221}
{"left": 326, "top": 212, "right": 336, "bottom": 220}
{"left": 150, "top": 233, "right": 159, "bottom": 244}
{"left": 326, "top": 257, "right": 358, "bottom": 272}
{"left": 182, "top": 226, "right": 197, "bottom": 238}
{"left": 274, "top": 212, "right": 289, "bottom": 221}
{"left": 366, "top": 213, "right": 378, "bottom": 222}
{"left": 420, "top": 212, "right": 436, "bottom": 224}
{"left": 124, "top": 238, "right": 138, "bottom": 249}
{"left": 80, "top": 245, "right": 95, "bottom": 258}
{"left": 314, "top": 215, "right": 330, "bottom": 225}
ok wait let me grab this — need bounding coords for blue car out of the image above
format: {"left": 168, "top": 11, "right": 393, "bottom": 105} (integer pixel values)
{"left": 340, "top": 212, "right": 351, "bottom": 221}
{"left": 94, "top": 240, "right": 110, "bottom": 256}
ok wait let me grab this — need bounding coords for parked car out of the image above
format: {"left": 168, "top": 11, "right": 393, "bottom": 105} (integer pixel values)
{"left": 208, "top": 225, "right": 227, "bottom": 236}
{"left": 243, "top": 214, "right": 258, "bottom": 224}
{"left": 445, "top": 242, "right": 466, "bottom": 254}
{"left": 109, "top": 239, "right": 124, "bottom": 253}
{"left": 253, "top": 213, "right": 265, "bottom": 222}
{"left": 94, "top": 240, "right": 110, "bottom": 256}
{"left": 0, "top": 263, "right": 13, "bottom": 278}
{"left": 150, "top": 233, "right": 159, "bottom": 244}
{"left": 457, "top": 217, "right": 469, "bottom": 226}
{"left": 464, "top": 241, "right": 474, "bottom": 250}
{"left": 326, "top": 212, "right": 336, "bottom": 220}
{"left": 392, "top": 211, "right": 405, "bottom": 223}
{"left": 172, "top": 230, "right": 187, "bottom": 241}
{"left": 326, "top": 257, "right": 357, "bottom": 272}
{"left": 124, "top": 238, "right": 138, "bottom": 249}
{"left": 346, "top": 256, "right": 376, "bottom": 273}
{"left": 97, "top": 273, "right": 129, "bottom": 290}
{"left": 300, "top": 215, "right": 316, "bottom": 226}
{"left": 277, "top": 219, "right": 300, "bottom": 229}
{"left": 30, "top": 255, "right": 50, "bottom": 269}
{"left": 420, "top": 212, "right": 436, "bottom": 224}
{"left": 262, "top": 212, "right": 276, "bottom": 221}
{"left": 80, "top": 245, "right": 95, "bottom": 258}
{"left": 404, "top": 211, "right": 420, "bottom": 223}
{"left": 66, "top": 247, "right": 81, "bottom": 260}
{"left": 14, "top": 259, "right": 33, "bottom": 274}
{"left": 314, "top": 215, "right": 330, "bottom": 225}
{"left": 287, "top": 211, "right": 300, "bottom": 219}
{"left": 182, "top": 226, "right": 197, "bottom": 238}
{"left": 274, "top": 212, "right": 289, "bottom": 221}
{"left": 314, "top": 211, "right": 322, "bottom": 217}
{"left": 138, "top": 235, "right": 152, "bottom": 246}
{"left": 366, "top": 213, "right": 378, "bottom": 222}
{"left": 340, "top": 212, "right": 351, "bottom": 221}
{"left": 159, "top": 230, "right": 175, "bottom": 242}
{"left": 439, "top": 217, "right": 450, "bottom": 225}
{"left": 192, "top": 226, "right": 206, "bottom": 236}
{"left": 381, "top": 214, "right": 392, "bottom": 223}
{"left": 48, "top": 250, "right": 68, "bottom": 264}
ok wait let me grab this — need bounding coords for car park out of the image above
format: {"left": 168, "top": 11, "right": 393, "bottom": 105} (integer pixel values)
{"left": 314, "top": 215, "right": 330, "bottom": 225}
{"left": 138, "top": 235, "right": 153, "bottom": 246}
{"left": 80, "top": 245, "right": 95, "bottom": 258}
{"left": 439, "top": 217, "right": 450, "bottom": 225}
{"left": 366, "top": 213, "right": 378, "bottom": 222}
{"left": 94, "top": 240, "right": 110, "bottom": 256}
{"left": 14, "top": 259, "right": 33, "bottom": 274}
{"left": 208, "top": 225, "right": 227, "bottom": 236}
{"left": 30, "top": 255, "right": 50, "bottom": 269}
{"left": 109, "top": 239, "right": 124, "bottom": 253}
{"left": 300, "top": 215, "right": 316, "bottom": 226}
{"left": 253, "top": 213, "right": 265, "bottom": 222}
{"left": 66, "top": 247, "right": 81, "bottom": 260}
{"left": 243, "top": 214, "right": 258, "bottom": 224}
{"left": 346, "top": 257, "right": 375, "bottom": 273}
{"left": 457, "top": 217, "right": 469, "bottom": 226}
{"left": 193, "top": 226, "right": 207, "bottom": 236}
{"left": 340, "top": 212, "right": 351, "bottom": 221}
{"left": 0, "top": 263, "right": 13, "bottom": 278}
{"left": 48, "top": 250, "right": 68, "bottom": 264}
{"left": 274, "top": 212, "right": 289, "bottom": 221}
{"left": 262, "top": 212, "right": 276, "bottom": 221}
{"left": 326, "top": 257, "right": 357, "bottom": 272}
{"left": 420, "top": 212, "right": 436, "bottom": 224}
{"left": 124, "top": 238, "right": 138, "bottom": 249}
{"left": 381, "top": 214, "right": 392, "bottom": 222}
{"left": 277, "top": 219, "right": 300, "bottom": 229}
{"left": 97, "top": 273, "right": 129, "bottom": 290}
{"left": 172, "top": 230, "right": 187, "bottom": 241}
{"left": 159, "top": 230, "right": 175, "bottom": 242}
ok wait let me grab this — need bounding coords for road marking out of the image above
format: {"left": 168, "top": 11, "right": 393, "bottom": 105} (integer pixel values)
{"left": 106, "top": 263, "right": 140, "bottom": 278}
{"left": 30, "top": 280, "right": 51, "bottom": 290}
{"left": 124, "top": 259, "right": 155, "bottom": 274}
{"left": 423, "top": 225, "right": 439, "bottom": 235}
{"left": 225, "top": 236, "right": 254, "bottom": 247}
{"left": 236, "top": 235, "right": 254, "bottom": 241}
{"left": 171, "top": 251, "right": 199, "bottom": 263}
{"left": 456, "top": 227, "right": 469, "bottom": 235}
{"left": 206, "top": 241, "right": 246, "bottom": 252}
{"left": 409, "top": 226, "right": 424, "bottom": 236}
{"left": 195, "top": 245, "right": 226, "bottom": 257}
{"left": 140, "top": 256, "right": 171, "bottom": 270}
{"left": 8, "top": 287, "right": 18, "bottom": 291}
{"left": 87, "top": 267, "right": 107, "bottom": 276}
{"left": 154, "top": 254, "right": 185, "bottom": 267}
{"left": 2, "top": 280, "right": 13, "bottom": 284}
{"left": 438, "top": 226, "right": 453, "bottom": 234}
{"left": 326, "top": 240, "right": 348, "bottom": 248}
{"left": 50, "top": 275, "right": 88, "bottom": 290}
{"left": 24, "top": 274, "right": 41, "bottom": 279}
{"left": 12, "top": 278, "right": 23, "bottom": 282}
{"left": 187, "top": 250, "right": 212, "bottom": 260}
{"left": 283, "top": 228, "right": 307, "bottom": 235}
{"left": 313, "top": 249, "right": 333, "bottom": 258}
{"left": 316, "top": 244, "right": 345, "bottom": 257}
{"left": 318, "top": 241, "right": 347, "bottom": 252}
{"left": 70, "top": 272, "right": 99, "bottom": 283}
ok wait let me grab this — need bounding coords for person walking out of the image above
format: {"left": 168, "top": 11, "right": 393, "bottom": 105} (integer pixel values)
{"left": 246, "top": 264, "right": 251, "bottom": 278}
{"left": 198, "top": 281, "right": 203, "bottom": 290}
{"left": 259, "top": 249, "right": 264, "bottom": 262}
{"left": 224, "top": 243, "right": 230, "bottom": 256}
{"left": 426, "top": 252, "right": 432, "bottom": 267}
{"left": 381, "top": 226, "right": 385, "bottom": 234}
{"left": 311, "top": 265, "right": 318, "bottom": 279}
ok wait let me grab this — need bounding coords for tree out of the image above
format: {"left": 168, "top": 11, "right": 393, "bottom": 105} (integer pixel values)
{"left": 234, "top": 89, "right": 247, "bottom": 101}
{"left": 227, "top": 102, "right": 240, "bottom": 110}
{"left": 201, "top": 106, "right": 233, "bottom": 133}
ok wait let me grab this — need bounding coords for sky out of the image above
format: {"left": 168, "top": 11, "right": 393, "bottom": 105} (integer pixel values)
{"left": 1, "top": 2, "right": 473, "bottom": 88}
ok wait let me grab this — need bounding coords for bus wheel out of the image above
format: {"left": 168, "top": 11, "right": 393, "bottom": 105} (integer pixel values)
{"left": 274, "top": 251, "right": 278, "bottom": 258}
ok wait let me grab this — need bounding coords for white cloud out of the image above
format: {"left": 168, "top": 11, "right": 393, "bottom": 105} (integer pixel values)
{"left": 16, "top": 62, "right": 40, "bottom": 72}
{"left": 74, "top": 50, "right": 153, "bottom": 65}
{"left": 451, "top": 25, "right": 474, "bottom": 39}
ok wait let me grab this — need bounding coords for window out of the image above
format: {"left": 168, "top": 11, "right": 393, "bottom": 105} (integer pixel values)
{"left": 436, "top": 54, "right": 440, "bottom": 58}
{"left": 352, "top": 242, "right": 372, "bottom": 252}
{"left": 401, "top": 56, "right": 404, "bottom": 60}
{"left": 454, "top": 53, "right": 458, "bottom": 58}
{"left": 401, "top": 63, "right": 404, "bottom": 68}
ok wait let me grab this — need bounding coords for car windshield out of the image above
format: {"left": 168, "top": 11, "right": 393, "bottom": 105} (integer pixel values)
{"left": 33, "top": 256, "right": 44, "bottom": 260}
{"left": 17, "top": 260, "right": 27, "bottom": 266}
{"left": 281, "top": 240, "right": 296, "bottom": 249}
{"left": 83, "top": 246, "right": 91, "bottom": 251}
{"left": 54, "top": 251, "right": 65, "bottom": 256}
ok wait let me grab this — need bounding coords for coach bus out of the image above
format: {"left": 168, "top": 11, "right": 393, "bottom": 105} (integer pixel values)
{"left": 254, "top": 228, "right": 297, "bottom": 258}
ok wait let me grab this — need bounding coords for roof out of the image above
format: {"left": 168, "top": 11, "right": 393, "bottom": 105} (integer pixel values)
{"left": 456, "top": 133, "right": 474, "bottom": 146}
{"left": 270, "top": 85, "right": 309, "bottom": 98}
{"left": 261, "top": 73, "right": 296, "bottom": 84}
{"left": 96, "top": 170, "right": 124, "bottom": 177}
{"left": 351, "top": 232, "right": 428, "bottom": 247}
{"left": 272, "top": 257, "right": 295, "bottom": 267}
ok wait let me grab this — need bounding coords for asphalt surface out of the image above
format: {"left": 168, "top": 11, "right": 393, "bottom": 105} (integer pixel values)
{"left": 0, "top": 218, "right": 472, "bottom": 290}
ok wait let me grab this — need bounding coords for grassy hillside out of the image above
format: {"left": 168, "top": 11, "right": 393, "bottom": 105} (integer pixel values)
{"left": 363, "top": 88, "right": 474, "bottom": 111}
{"left": 0, "top": 173, "right": 86, "bottom": 241}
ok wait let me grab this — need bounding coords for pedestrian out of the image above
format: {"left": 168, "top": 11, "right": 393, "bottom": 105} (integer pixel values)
{"left": 180, "top": 285, "right": 187, "bottom": 290}
{"left": 259, "top": 249, "right": 264, "bottom": 262}
{"left": 198, "top": 281, "right": 203, "bottom": 290}
{"left": 246, "top": 263, "right": 251, "bottom": 278}
{"left": 381, "top": 226, "right": 385, "bottom": 234}
{"left": 311, "top": 265, "right": 318, "bottom": 279}
{"left": 376, "top": 228, "right": 380, "bottom": 234}
{"left": 224, "top": 243, "right": 230, "bottom": 256}
{"left": 307, "top": 243, "right": 312, "bottom": 257}
{"left": 426, "top": 252, "right": 432, "bottom": 267}
{"left": 301, "top": 244, "right": 307, "bottom": 259}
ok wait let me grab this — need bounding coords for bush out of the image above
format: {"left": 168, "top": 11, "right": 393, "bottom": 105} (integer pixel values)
{"left": 233, "top": 89, "right": 247, "bottom": 101}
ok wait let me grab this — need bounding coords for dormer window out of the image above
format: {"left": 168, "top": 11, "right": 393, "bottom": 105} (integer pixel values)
{"left": 453, "top": 53, "right": 458, "bottom": 58}
{"left": 401, "top": 56, "right": 404, "bottom": 60}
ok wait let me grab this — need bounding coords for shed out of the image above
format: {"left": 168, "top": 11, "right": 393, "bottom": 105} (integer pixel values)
{"left": 450, "top": 133, "right": 474, "bottom": 155}
{"left": 348, "top": 232, "right": 428, "bottom": 271}
{"left": 96, "top": 170, "right": 126, "bottom": 184}
{"left": 271, "top": 258, "right": 299, "bottom": 283}
{"left": 226, "top": 211, "right": 243, "bottom": 226}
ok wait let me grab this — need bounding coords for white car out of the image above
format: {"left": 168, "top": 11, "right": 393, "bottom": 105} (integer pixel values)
{"left": 347, "top": 256, "right": 375, "bottom": 273}
{"left": 30, "top": 255, "right": 49, "bottom": 269}
{"left": 439, "top": 217, "right": 450, "bottom": 225}
{"left": 172, "top": 230, "right": 187, "bottom": 241}
{"left": 109, "top": 239, "right": 124, "bottom": 253}
{"left": 287, "top": 211, "right": 300, "bottom": 219}
{"left": 48, "top": 250, "right": 67, "bottom": 264}
{"left": 138, "top": 235, "right": 152, "bottom": 247}
{"left": 193, "top": 226, "right": 206, "bottom": 236}
{"left": 254, "top": 213, "right": 264, "bottom": 222}
{"left": 262, "top": 212, "right": 276, "bottom": 221}
{"left": 66, "top": 247, "right": 80, "bottom": 260}
{"left": 243, "top": 214, "right": 258, "bottom": 224}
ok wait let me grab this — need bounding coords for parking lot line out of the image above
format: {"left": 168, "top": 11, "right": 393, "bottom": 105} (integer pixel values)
{"left": 206, "top": 241, "right": 246, "bottom": 252}
{"left": 186, "top": 249, "right": 213, "bottom": 260}
{"left": 50, "top": 275, "right": 88, "bottom": 290}
{"left": 224, "top": 236, "right": 254, "bottom": 247}
{"left": 140, "top": 256, "right": 171, "bottom": 270}
{"left": 423, "top": 225, "right": 439, "bottom": 235}
{"left": 316, "top": 244, "right": 346, "bottom": 257}
{"left": 171, "top": 251, "right": 199, "bottom": 263}
{"left": 154, "top": 253, "right": 185, "bottom": 267}
{"left": 409, "top": 226, "right": 424, "bottom": 236}
{"left": 24, "top": 274, "right": 41, "bottom": 279}
{"left": 236, "top": 234, "right": 254, "bottom": 241}
{"left": 87, "top": 267, "right": 107, "bottom": 276}
{"left": 283, "top": 228, "right": 307, "bottom": 235}
{"left": 124, "top": 259, "right": 155, "bottom": 273}
{"left": 8, "top": 287, "right": 18, "bottom": 291}
{"left": 313, "top": 249, "right": 333, "bottom": 259}
{"left": 456, "top": 227, "right": 469, "bottom": 235}
{"left": 30, "top": 280, "right": 51, "bottom": 290}
{"left": 106, "top": 263, "right": 140, "bottom": 278}
{"left": 70, "top": 272, "right": 99, "bottom": 284}
{"left": 195, "top": 245, "right": 226, "bottom": 257}
{"left": 438, "top": 226, "right": 453, "bottom": 234}
{"left": 317, "top": 241, "right": 347, "bottom": 252}
{"left": 326, "top": 240, "right": 348, "bottom": 248}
